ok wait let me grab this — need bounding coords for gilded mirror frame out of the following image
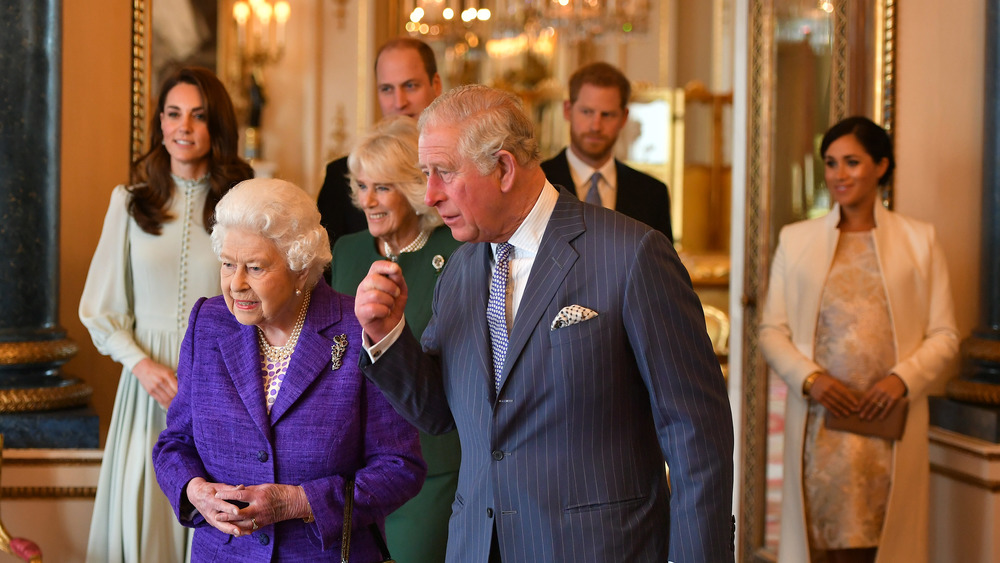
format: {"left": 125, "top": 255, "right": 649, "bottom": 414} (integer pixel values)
{"left": 131, "top": 0, "right": 152, "bottom": 163}
{"left": 739, "top": 1, "right": 895, "bottom": 561}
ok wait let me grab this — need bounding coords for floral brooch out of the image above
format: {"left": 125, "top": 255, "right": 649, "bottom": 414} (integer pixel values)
{"left": 331, "top": 334, "right": 348, "bottom": 370}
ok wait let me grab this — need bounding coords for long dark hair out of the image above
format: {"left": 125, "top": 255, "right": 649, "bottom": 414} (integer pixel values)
{"left": 128, "top": 67, "right": 254, "bottom": 234}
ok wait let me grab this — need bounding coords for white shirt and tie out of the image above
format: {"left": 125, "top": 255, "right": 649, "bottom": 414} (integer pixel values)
{"left": 365, "top": 182, "right": 560, "bottom": 380}
{"left": 564, "top": 147, "right": 618, "bottom": 210}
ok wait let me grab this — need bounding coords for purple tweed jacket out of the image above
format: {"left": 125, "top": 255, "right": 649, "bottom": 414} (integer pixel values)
{"left": 153, "top": 282, "right": 426, "bottom": 561}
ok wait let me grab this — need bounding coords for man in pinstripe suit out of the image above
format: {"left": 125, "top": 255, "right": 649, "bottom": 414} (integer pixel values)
{"left": 355, "top": 84, "right": 734, "bottom": 562}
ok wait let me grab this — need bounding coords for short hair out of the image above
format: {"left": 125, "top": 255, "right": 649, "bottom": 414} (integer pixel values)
{"left": 211, "top": 178, "right": 332, "bottom": 287}
{"left": 375, "top": 37, "right": 438, "bottom": 82}
{"left": 418, "top": 84, "right": 540, "bottom": 175}
{"left": 820, "top": 116, "right": 895, "bottom": 186}
{"left": 347, "top": 116, "right": 443, "bottom": 232}
{"left": 568, "top": 62, "right": 632, "bottom": 109}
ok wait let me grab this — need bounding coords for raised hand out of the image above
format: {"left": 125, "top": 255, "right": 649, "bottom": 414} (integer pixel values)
{"left": 355, "top": 260, "right": 409, "bottom": 343}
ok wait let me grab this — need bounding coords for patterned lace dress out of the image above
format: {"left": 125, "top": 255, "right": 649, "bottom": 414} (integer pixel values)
{"left": 803, "top": 231, "right": 895, "bottom": 550}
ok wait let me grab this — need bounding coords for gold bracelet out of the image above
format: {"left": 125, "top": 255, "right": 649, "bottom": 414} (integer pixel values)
{"left": 301, "top": 487, "right": 315, "bottom": 523}
{"left": 802, "top": 372, "right": 822, "bottom": 397}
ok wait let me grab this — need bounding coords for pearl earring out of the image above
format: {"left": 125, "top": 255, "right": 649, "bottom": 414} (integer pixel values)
{"left": 296, "top": 288, "right": 302, "bottom": 296}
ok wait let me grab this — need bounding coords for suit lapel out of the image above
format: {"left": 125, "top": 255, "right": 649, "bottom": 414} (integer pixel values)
{"left": 613, "top": 159, "right": 635, "bottom": 215}
{"left": 550, "top": 150, "right": 577, "bottom": 196}
{"left": 872, "top": 203, "right": 905, "bottom": 362}
{"left": 498, "top": 192, "right": 583, "bottom": 393}
{"left": 267, "top": 285, "right": 342, "bottom": 424}
{"left": 220, "top": 325, "right": 273, "bottom": 441}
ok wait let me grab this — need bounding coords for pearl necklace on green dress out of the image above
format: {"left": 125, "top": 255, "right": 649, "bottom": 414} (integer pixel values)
{"left": 382, "top": 229, "right": 431, "bottom": 262}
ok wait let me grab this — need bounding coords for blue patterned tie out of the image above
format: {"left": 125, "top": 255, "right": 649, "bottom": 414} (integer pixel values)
{"left": 586, "top": 172, "right": 602, "bottom": 206}
{"left": 487, "top": 242, "right": 513, "bottom": 391}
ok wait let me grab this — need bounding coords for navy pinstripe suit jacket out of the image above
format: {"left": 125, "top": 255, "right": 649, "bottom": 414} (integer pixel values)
{"left": 361, "top": 189, "right": 734, "bottom": 562}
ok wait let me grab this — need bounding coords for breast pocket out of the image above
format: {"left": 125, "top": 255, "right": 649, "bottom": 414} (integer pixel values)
{"left": 547, "top": 314, "right": 605, "bottom": 347}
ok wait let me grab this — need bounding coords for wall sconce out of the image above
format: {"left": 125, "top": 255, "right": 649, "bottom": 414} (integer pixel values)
{"left": 233, "top": 0, "right": 290, "bottom": 64}
{"left": 231, "top": 0, "right": 290, "bottom": 162}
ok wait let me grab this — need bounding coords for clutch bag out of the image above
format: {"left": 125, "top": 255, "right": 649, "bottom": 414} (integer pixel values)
{"left": 824, "top": 397, "right": 909, "bottom": 441}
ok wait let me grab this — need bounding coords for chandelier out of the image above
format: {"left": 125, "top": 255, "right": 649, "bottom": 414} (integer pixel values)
{"left": 405, "top": 0, "right": 650, "bottom": 40}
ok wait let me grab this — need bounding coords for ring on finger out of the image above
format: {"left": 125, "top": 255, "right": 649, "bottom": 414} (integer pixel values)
{"left": 252, "top": 517, "right": 258, "bottom": 531}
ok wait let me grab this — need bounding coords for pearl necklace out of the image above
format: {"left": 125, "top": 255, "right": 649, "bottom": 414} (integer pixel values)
{"left": 382, "top": 229, "right": 431, "bottom": 262}
{"left": 257, "top": 291, "right": 311, "bottom": 363}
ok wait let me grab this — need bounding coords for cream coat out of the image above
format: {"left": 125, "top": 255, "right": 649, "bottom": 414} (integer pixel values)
{"left": 760, "top": 202, "right": 959, "bottom": 563}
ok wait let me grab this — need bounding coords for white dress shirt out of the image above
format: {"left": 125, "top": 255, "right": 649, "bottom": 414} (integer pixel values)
{"left": 565, "top": 147, "right": 618, "bottom": 209}
{"left": 365, "top": 181, "right": 560, "bottom": 361}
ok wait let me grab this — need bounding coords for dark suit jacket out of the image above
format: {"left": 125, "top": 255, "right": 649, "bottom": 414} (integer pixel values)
{"left": 153, "top": 283, "right": 426, "bottom": 562}
{"left": 541, "top": 148, "right": 674, "bottom": 242}
{"left": 361, "top": 189, "right": 733, "bottom": 562}
{"left": 317, "top": 156, "right": 369, "bottom": 249}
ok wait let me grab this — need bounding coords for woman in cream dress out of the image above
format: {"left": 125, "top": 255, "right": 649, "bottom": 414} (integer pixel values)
{"left": 760, "top": 117, "right": 959, "bottom": 563}
{"left": 79, "top": 67, "right": 253, "bottom": 563}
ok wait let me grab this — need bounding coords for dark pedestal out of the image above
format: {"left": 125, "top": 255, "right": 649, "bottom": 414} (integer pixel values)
{"left": 930, "top": 396, "right": 1000, "bottom": 443}
{"left": 0, "top": 406, "right": 98, "bottom": 448}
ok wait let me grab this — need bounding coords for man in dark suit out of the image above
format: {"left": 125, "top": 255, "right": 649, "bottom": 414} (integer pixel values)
{"left": 541, "top": 62, "right": 674, "bottom": 242}
{"left": 355, "top": 85, "right": 734, "bottom": 562}
{"left": 316, "top": 37, "right": 442, "bottom": 248}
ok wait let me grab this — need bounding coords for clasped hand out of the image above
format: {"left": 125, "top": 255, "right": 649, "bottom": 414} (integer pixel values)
{"left": 186, "top": 477, "right": 309, "bottom": 536}
{"left": 808, "top": 373, "right": 906, "bottom": 421}
{"left": 133, "top": 358, "right": 177, "bottom": 410}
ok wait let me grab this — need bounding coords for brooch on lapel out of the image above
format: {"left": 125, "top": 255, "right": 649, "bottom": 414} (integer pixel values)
{"left": 432, "top": 254, "right": 445, "bottom": 275}
{"left": 331, "top": 334, "right": 348, "bottom": 370}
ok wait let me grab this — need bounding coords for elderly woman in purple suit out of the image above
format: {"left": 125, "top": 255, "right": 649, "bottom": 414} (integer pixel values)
{"left": 153, "top": 178, "right": 425, "bottom": 561}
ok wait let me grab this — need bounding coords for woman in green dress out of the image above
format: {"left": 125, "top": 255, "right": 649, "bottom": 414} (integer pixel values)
{"left": 328, "top": 115, "right": 461, "bottom": 563}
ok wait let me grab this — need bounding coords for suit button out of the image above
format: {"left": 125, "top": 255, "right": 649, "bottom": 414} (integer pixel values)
{"left": 257, "top": 450, "right": 268, "bottom": 462}
{"left": 486, "top": 508, "right": 494, "bottom": 518}
{"left": 257, "top": 533, "right": 269, "bottom": 545}
{"left": 491, "top": 450, "right": 504, "bottom": 461}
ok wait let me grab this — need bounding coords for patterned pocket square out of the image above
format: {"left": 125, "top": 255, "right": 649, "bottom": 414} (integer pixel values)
{"left": 550, "top": 305, "right": 598, "bottom": 330}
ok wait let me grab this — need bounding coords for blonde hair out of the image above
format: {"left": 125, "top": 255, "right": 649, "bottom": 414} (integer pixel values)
{"left": 347, "top": 116, "right": 442, "bottom": 232}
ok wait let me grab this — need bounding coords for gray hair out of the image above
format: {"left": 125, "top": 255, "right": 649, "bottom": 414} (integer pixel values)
{"left": 347, "top": 116, "right": 442, "bottom": 232}
{"left": 418, "top": 84, "right": 540, "bottom": 175}
{"left": 211, "top": 178, "right": 332, "bottom": 287}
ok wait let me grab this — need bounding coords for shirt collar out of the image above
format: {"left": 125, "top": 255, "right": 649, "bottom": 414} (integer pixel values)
{"left": 565, "top": 147, "right": 617, "bottom": 189}
{"left": 492, "top": 181, "right": 559, "bottom": 258}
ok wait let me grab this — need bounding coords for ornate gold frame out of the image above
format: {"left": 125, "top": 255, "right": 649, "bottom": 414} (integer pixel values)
{"left": 739, "top": 1, "right": 896, "bottom": 561}
{"left": 130, "top": 0, "right": 152, "bottom": 164}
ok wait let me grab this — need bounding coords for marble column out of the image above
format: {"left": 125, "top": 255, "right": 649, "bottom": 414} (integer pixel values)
{"left": 931, "top": 0, "right": 1000, "bottom": 441}
{"left": 0, "top": 0, "right": 96, "bottom": 447}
